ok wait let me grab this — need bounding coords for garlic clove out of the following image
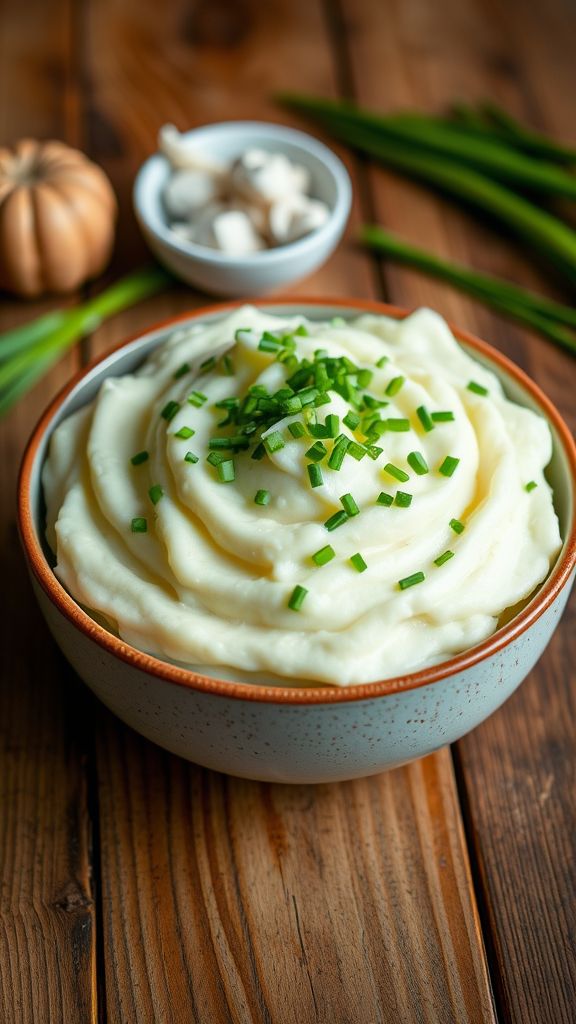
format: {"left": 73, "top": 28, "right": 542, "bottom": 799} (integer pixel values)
{"left": 268, "top": 195, "right": 330, "bottom": 245}
{"left": 158, "top": 124, "right": 227, "bottom": 178}
{"left": 163, "top": 169, "right": 220, "bottom": 220}
{"left": 210, "top": 209, "right": 266, "bottom": 253}
{"left": 230, "top": 150, "right": 311, "bottom": 205}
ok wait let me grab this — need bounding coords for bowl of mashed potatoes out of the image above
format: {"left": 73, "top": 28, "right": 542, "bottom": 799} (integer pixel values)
{"left": 18, "top": 300, "right": 576, "bottom": 782}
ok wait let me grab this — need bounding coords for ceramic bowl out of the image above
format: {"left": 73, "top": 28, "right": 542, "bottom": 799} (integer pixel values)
{"left": 18, "top": 300, "right": 576, "bottom": 784}
{"left": 133, "top": 122, "right": 352, "bottom": 296}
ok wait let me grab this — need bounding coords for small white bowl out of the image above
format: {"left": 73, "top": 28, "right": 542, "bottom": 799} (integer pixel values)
{"left": 133, "top": 121, "right": 352, "bottom": 296}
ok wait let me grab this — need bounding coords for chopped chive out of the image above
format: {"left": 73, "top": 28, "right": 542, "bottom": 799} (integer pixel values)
{"left": 288, "top": 584, "right": 308, "bottom": 611}
{"left": 222, "top": 354, "right": 235, "bottom": 375}
{"left": 295, "top": 324, "right": 309, "bottom": 336}
{"left": 130, "top": 450, "right": 149, "bottom": 466}
{"left": 208, "top": 437, "right": 233, "bottom": 449}
{"left": 312, "top": 545, "right": 335, "bottom": 566}
{"left": 350, "top": 552, "right": 368, "bottom": 573}
{"left": 365, "top": 444, "right": 383, "bottom": 460}
{"left": 384, "top": 463, "right": 410, "bottom": 483}
{"left": 174, "top": 362, "right": 190, "bottom": 379}
{"left": 467, "top": 380, "right": 489, "bottom": 397}
{"left": 431, "top": 410, "right": 455, "bottom": 422}
{"left": 314, "top": 392, "right": 331, "bottom": 407}
{"left": 343, "top": 410, "right": 360, "bottom": 430}
{"left": 184, "top": 451, "right": 199, "bottom": 464}
{"left": 131, "top": 517, "right": 147, "bottom": 533}
{"left": 324, "top": 510, "right": 349, "bottom": 531}
{"left": 281, "top": 395, "right": 303, "bottom": 415}
{"left": 363, "top": 394, "right": 388, "bottom": 410}
{"left": 259, "top": 336, "right": 282, "bottom": 352}
{"left": 308, "top": 464, "right": 324, "bottom": 488}
{"left": 305, "top": 441, "right": 327, "bottom": 462}
{"left": 326, "top": 414, "right": 339, "bottom": 437}
{"left": 385, "top": 375, "right": 406, "bottom": 396}
{"left": 357, "top": 369, "right": 373, "bottom": 388}
{"left": 385, "top": 417, "right": 410, "bottom": 432}
{"left": 347, "top": 441, "right": 367, "bottom": 461}
{"left": 288, "top": 421, "right": 306, "bottom": 438}
{"left": 254, "top": 489, "right": 271, "bottom": 506}
{"left": 307, "top": 422, "right": 331, "bottom": 439}
{"left": 251, "top": 443, "right": 266, "bottom": 461}
{"left": 376, "top": 491, "right": 393, "bottom": 506}
{"left": 376, "top": 355, "right": 389, "bottom": 368}
{"left": 450, "top": 518, "right": 465, "bottom": 534}
{"left": 174, "top": 426, "right": 195, "bottom": 440}
{"left": 161, "top": 400, "right": 180, "bottom": 422}
{"left": 525, "top": 480, "right": 538, "bottom": 492}
{"left": 216, "top": 459, "right": 235, "bottom": 483}
{"left": 416, "top": 406, "right": 434, "bottom": 432}
{"left": 207, "top": 451, "right": 225, "bottom": 466}
{"left": 340, "top": 493, "right": 360, "bottom": 517}
{"left": 434, "top": 550, "right": 454, "bottom": 567}
{"left": 188, "top": 391, "right": 208, "bottom": 407}
{"left": 200, "top": 355, "right": 217, "bottom": 372}
{"left": 264, "top": 431, "right": 285, "bottom": 454}
{"left": 394, "top": 491, "right": 413, "bottom": 508}
{"left": 328, "top": 437, "right": 349, "bottom": 471}
{"left": 438, "top": 456, "right": 460, "bottom": 477}
{"left": 407, "top": 451, "right": 429, "bottom": 475}
{"left": 398, "top": 571, "right": 425, "bottom": 590}
{"left": 148, "top": 484, "right": 163, "bottom": 505}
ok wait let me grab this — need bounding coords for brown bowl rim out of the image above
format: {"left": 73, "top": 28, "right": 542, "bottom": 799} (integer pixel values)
{"left": 17, "top": 297, "right": 576, "bottom": 705}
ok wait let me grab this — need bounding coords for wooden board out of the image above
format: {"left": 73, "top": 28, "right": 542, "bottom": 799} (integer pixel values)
{"left": 0, "top": 0, "right": 574, "bottom": 1021}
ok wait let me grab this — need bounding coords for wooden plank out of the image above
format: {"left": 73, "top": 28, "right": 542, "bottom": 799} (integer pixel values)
{"left": 0, "top": 2, "right": 97, "bottom": 1022}
{"left": 80, "top": 0, "right": 496, "bottom": 1019}
{"left": 97, "top": 721, "right": 495, "bottom": 1024}
{"left": 333, "top": 1, "right": 576, "bottom": 1021}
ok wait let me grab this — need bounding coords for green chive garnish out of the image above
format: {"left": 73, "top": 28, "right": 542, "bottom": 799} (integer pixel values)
{"left": 295, "top": 324, "right": 309, "bottom": 336}
{"left": 416, "top": 406, "right": 434, "bottom": 432}
{"left": 434, "top": 550, "right": 454, "bottom": 567}
{"left": 328, "top": 437, "right": 349, "bottom": 471}
{"left": 347, "top": 441, "right": 367, "bottom": 461}
{"left": 161, "top": 400, "right": 180, "bottom": 422}
{"left": 255, "top": 489, "right": 271, "bottom": 505}
{"left": 131, "top": 517, "right": 147, "bottom": 533}
{"left": 376, "top": 491, "right": 393, "bottom": 506}
{"left": 148, "top": 484, "right": 163, "bottom": 505}
{"left": 324, "top": 510, "right": 349, "bottom": 531}
{"left": 174, "top": 426, "right": 195, "bottom": 440}
{"left": 288, "top": 421, "right": 306, "bottom": 438}
{"left": 222, "top": 354, "right": 235, "bottom": 375}
{"left": 525, "top": 480, "right": 538, "bottom": 492}
{"left": 343, "top": 410, "right": 360, "bottom": 430}
{"left": 326, "top": 414, "right": 339, "bottom": 437}
{"left": 184, "top": 451, "right": 199, "bottom": 464}
{"left": 349, "top": 553, "right": 367, "bottom": 573}
{"left": 385, "top": 375, "right": 405, "bottom": 396}
{"left": 188, "top": 391, "right": 207, "bottom": 407}
{"left": 398, "top": 571, "right": 425, "bottom": 590}
{"left": 251, "top": 443, "right": 266, "bottom": 461}
{"left": 259, "top": 336, "right": 282, "bottom": 353}
{"left": 407, "top": 451, "right": 429, "bottom": 475}
{"left": 174, "top": 362, "right": 190, "bottom": 380}
{"left": 312, "top": 545, "right": 335, "bottom": 566}
{"left": 264, "top": 431, "right": 285, "bottom": 454}
{"left": 308, "top": 464, "right": 323, "bottom": 488}
{"left": 385, "top": 418, "right": 410, "bottom": 432}
{"left": 340, "top": 493, "right": 360, "bottom": 517}
{"left": 130, "top": 450, "right": 149, "bottom": 466}
{"left": 450, "top": 518, "right": 465, "bottom": 534}
{"left": 305, "top": 441, "right": 327, "bottom": 462}
{"left": 439, "top": 456, "right": 460, "bottom": 477}
{"left": 288, "top": 585, "right": 308, "bottom": 611}
{"left": 200, "top": 355, "right": 217, "bottom": 372}
{"left": 384, "top": 463, "right": 410, "bottom": 483}
{"left": 431, "top": 411, "right": 455, "bottom": 422}
{"left": 217, "top": 459, "right": 235, "bottom": 482}
{"left": 376, "top": 355, "right": 389, "bottom": 368}
{"left": 357, "top": 369, "right": 373, "bottom": 388}
{"left": 207, "top": 451, "right": 225, "bottom": 466}
{"left": 365, "top": 444, "right": 383, "bottom": 460}
{"left": 467, "top": 380, "right": 489, "bottom": 396}
{"left": 394, "top": 491, "right": 413, "bottom": 507}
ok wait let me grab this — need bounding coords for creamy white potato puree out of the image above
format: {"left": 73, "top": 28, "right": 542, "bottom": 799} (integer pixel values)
{"left": 43, "top": 306, "right": 561, "bottom": 686}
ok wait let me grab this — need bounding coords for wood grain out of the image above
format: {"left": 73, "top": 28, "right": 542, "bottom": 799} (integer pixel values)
{"left": 332, "top": 2, "right": 576, "bottom": 1021}
{"left": 0, "top": 2, "right": 96, "bottom": 1022}
{"left": 96, "top": 720, "right": 495, "bottom": 1024}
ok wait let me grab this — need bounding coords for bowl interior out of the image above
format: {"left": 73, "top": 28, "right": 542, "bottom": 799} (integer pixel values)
{"left": 25, "top": 301, "right": 575, "bottom": 697}
{"left": 133, "top": 122, "right": 350, "bottom": 263}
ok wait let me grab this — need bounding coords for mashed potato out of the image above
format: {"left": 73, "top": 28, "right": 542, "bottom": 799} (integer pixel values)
{"left": 43, "top": 306, "right": 561, "bottom": 685}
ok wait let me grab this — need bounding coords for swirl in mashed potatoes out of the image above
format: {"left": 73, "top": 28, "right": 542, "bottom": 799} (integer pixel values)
{"left": 43, "top": 306, "right": 561, "bottom": 686}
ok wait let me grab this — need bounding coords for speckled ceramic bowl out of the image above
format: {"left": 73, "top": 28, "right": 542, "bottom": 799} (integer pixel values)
{"left": 18, "top": 300, "right": 576, "bottom": 783}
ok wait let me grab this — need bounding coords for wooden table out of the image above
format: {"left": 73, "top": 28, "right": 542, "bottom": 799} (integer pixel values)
{"left": 1, "top": 1, "right": 574, "bottom": 1021}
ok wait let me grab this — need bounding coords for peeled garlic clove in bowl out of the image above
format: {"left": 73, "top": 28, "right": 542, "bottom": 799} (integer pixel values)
{"left": 268, "top": 195, "right": 330, "bottom": 244}
{"left": 163, "top": 168, "right": 221, "bottom": 219}
{"left": 158, "top": 124, "right": 227, "bottom": 178}
{"left": 230, "top": 149, "right": 311, "bottom": 206}
{"left": 191, "top": 204, "right": 265, "bottom": 254}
